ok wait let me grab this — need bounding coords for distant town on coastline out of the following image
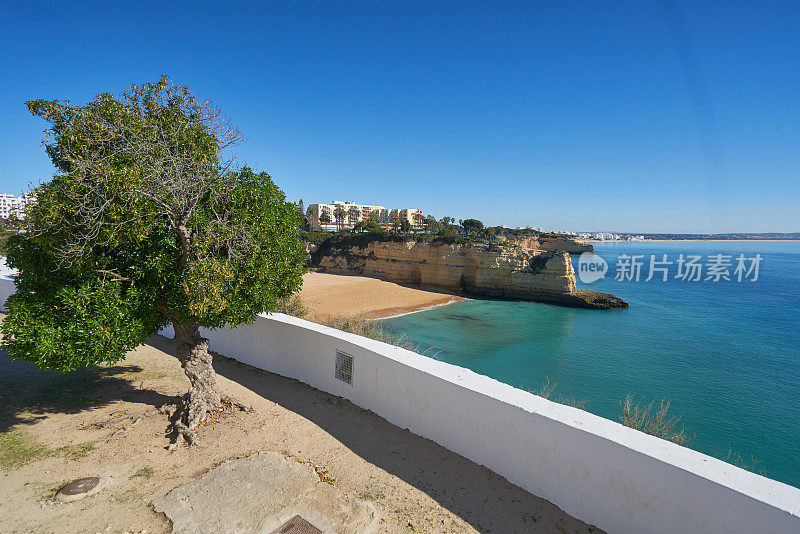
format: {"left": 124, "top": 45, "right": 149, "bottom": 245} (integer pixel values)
{"left": 580, "top": 232, "right": 800, "bottom": 241}
{"left": 1, "top": 193, "right": 796, "bottom": 241}
{"left": 298, "top": 199, "right": 798, "bottom": 241}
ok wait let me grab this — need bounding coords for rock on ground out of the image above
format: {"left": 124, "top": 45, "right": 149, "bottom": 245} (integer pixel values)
{"left": 152, "top": 451, "right": 378, "bottom": 534}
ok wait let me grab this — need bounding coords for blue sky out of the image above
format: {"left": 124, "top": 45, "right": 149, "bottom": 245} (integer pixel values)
{"left": 1, "top": 1, "right": 798, "bottom": 232}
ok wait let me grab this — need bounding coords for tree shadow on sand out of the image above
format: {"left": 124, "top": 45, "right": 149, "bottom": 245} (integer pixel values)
{"left": 0, "top": 350, "right": 174, "bottom": 434}
{"left": 141, "top": 335, "right": 601, "bottom": 534}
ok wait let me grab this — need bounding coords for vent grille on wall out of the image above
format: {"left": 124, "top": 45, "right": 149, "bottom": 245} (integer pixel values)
{"left": 335, "top": 350, "right": 353, "bottom": 385}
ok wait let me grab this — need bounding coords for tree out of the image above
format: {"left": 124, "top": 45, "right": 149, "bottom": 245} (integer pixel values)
{"left": 319, "top": 211, "right": 332, "bottom": 227}
{"left": 400, "top": 219, "right": 412, "bottom": 233}
{"left": 423, "top": 215, "right": 439, "bottom": 234}
{"left": 461, "top": 218, "right": 484, "bottom": 238}
{"left": 379, "top": 209, "right": 390, "bottom": 229}
{"left": 485, "top": 227, "right": 497, "bottom": 245}
{"left": 412, "top": 212, "right": 424, "bottom": 231}
{"left": 297, "top": 202, "right": 309, "bottom": 230}
{"left": 333, "top": 206, "right": 347, "bottom": 231}
{"left": 363, "top": 221, "right": 384, "bottom": 233}
{"left": 347, "top": 206, "right": 360, "bottom": 229}
{"left": 1, "top": 77, "right": 305, "bottom": 448}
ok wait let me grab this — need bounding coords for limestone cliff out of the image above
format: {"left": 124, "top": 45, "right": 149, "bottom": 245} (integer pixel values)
{"left": 315, "top": 241, "right": 626, "bottom": 309}
{"left": 505, "top": 235, "right": 594, "bottom": 254}
{"left": 537, "top": 236, "right": 593, "bottom": 254}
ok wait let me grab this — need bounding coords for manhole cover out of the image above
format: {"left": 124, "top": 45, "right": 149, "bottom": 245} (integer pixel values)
{"left": 269, "top": 515, "right": 322, "bottom": 534}
{"left": 55, "top": 476, "right": 102, "bottom": 502}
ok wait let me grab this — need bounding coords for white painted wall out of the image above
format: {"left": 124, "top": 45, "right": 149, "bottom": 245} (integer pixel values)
{"left": 1, "top": 273, "right": 798, "bottom": 532}
{"left": 161, "top": 313, "right": 800, "bottom": 534}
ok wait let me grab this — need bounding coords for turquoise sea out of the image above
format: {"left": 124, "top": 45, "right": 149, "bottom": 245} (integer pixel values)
{"left": 384, "top": 241, "right": 800, "bottom": 488}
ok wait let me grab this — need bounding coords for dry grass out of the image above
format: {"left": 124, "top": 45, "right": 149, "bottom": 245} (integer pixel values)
{"left": 1, "top": 431, "right": 97, "bottom": 471}
{"left": 131, "top": 465, "right": 155, "bottom": 479}
{"left": 0, "top": 430, "right": 53, "bottom": 470}
{"left": 529, "top": 378, "right": 588, "bottom": 410}
{"left": 322, "top": 315, "right": 395, "bottom": 342}
{"left": 321, "top": 315, "right": 421, "bottom": 352}
{"left": 273, "top": 294, "right": 309, "bottom": 318}
{"left": 619, "top": 393, "right": 694, "bottom": 446}
{"left": 720, "top": 447, "right": 765, "bottom": 475}
{"left": 273, "top": 294, "right": 421, "bottom": 352}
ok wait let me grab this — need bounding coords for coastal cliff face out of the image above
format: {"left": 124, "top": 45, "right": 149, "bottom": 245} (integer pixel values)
{"left": 537, "top": 237, "right": 593, "bottom": 253}
{"left": 315, "top": 241, "right": 626, "bottom": 309}
{"left": 506, "top": 236, "right": 594, "bottom": 254}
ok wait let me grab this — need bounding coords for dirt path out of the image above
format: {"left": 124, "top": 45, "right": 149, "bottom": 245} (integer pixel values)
{"left": 0, "top": 332, "right": 600, "bottom": 533}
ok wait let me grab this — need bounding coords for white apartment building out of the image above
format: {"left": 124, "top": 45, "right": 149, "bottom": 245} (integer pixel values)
{"left": 0, "top": 193, "right": 35, "bottom": 219}
{"left": 306, "top": 201, "right": 423, "bottom": 231}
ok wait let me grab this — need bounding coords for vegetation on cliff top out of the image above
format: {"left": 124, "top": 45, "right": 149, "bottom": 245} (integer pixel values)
{"left": 303, "top": 215, "right": 583, "bottom": 267}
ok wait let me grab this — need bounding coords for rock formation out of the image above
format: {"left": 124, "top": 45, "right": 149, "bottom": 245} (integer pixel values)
{"left": 315, "top": 240, "right": 627, "bottom": 309}
{"left": 505, "top": 235, "right": 594, "bottom": 254}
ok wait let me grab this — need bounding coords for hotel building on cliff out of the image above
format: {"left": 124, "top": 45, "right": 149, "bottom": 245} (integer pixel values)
{"left": 306, "top": 201, "right": 423, "bottom": 231}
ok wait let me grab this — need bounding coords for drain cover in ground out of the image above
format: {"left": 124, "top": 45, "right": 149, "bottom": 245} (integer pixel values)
{"left": 269, "top": 515, "right": 322, "bottom": 534}
{"left": 56, "top": 476, "right": 102, "bottom": 502}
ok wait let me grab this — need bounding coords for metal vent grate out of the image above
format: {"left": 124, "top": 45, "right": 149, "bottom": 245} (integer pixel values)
{"left": 335, "top": 350, "right": 353, "bottom": 385}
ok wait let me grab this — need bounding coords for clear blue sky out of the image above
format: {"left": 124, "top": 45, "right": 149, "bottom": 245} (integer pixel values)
{"left": 1, "top": 1, "right": 797, "bottom": 232}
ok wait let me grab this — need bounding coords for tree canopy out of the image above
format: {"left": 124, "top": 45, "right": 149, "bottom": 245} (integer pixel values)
{"left": 460, "top": 218, "right": 485, "bottom": 237}
{"left": 1, "top": 77, "right": 305, "bottom": 445}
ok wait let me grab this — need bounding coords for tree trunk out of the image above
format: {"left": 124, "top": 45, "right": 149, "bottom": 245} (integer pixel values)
{"left": 169, "top": 320, "right": 223, "bottom": 448}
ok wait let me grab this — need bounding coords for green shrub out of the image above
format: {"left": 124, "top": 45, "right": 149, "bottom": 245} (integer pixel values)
{"left": 301, "top": 229, "right": 334, "bottom": 246}
{"left": 0, "top": 228, "right": 16, "bottom": 256}
{"left": 310, "top": 231, "right": 410, "bottom": 265}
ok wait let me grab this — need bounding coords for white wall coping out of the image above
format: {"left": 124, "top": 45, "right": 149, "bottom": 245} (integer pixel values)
{"left": 263, "top": 312, "right": 800, "bottom": 516}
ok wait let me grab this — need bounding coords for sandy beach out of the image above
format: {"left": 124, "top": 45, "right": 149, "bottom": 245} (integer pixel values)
{"left": 300, "top": 272, "right": 465, "bottom": 320}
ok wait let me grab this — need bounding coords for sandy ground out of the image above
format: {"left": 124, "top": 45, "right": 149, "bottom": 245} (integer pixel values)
{"left": 300, "top": 272, "right": 465, "bottom": 320}
{"left": 0, "top": 328, "right": 600, "bottom": 533}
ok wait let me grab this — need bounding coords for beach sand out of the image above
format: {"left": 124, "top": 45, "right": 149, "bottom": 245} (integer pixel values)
{"left": 0, "top": 319, "right": 597, "bottom": 533}
{"left": 299, "top": 272, "right": 464, "bottom": 320}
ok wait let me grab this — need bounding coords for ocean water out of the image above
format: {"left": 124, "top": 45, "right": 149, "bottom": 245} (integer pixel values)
{"left": 384, "top": 241, "right": 800, "bottom": 488}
